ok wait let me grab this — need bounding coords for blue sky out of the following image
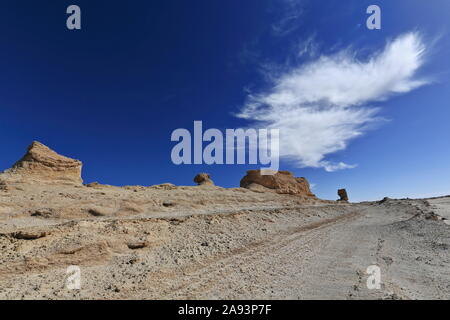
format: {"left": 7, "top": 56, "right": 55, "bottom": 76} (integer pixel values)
{"left": 0, "top": 0, "right": 449, "bottom": 201}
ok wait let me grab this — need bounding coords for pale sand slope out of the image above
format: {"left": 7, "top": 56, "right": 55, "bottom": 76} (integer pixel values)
{"left": 0, "top": 183, "right": 449, "bottom": 299}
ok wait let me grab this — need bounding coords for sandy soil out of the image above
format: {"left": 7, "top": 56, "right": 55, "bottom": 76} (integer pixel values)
{"left": 0, "top": 183, "right": 449, "bottom": 300}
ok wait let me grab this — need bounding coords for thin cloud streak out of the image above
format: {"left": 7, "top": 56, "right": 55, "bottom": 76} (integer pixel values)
{"left": 271, "top": 0, "right": 304, "bottom": 36}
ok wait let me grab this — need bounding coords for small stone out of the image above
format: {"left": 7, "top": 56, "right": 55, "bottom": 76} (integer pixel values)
{"left": 194, "top": 173, "right": 214, "bottom": 186}
{"left": 12, "top": 230, "right": 48, "bottom": 240}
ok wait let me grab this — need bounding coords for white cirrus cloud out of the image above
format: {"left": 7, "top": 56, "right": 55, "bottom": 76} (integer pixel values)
{"left": 237, "top": 32, "right": 429, "bottom": 171}
{"left": 271, "top": 0, "right": 304, "bottom": 36}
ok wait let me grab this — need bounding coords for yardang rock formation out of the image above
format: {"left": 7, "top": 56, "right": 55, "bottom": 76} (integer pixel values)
{"left": 0, "top": 141, "right": 83, "bottom": 185}
{"left": 0, "top": 142, "right": 317, "bottom": 200}
{"left": 240, "top": 170, "right": 315, "bottom": 197}
{"left": 194, "top": 173, "right": 215, "bottom": 186}
{"left": 338, "top": 189, "right": 349, "bottom": 202}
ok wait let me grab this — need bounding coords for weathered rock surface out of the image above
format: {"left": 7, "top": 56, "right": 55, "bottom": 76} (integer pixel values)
{"left": 0, "top": 142, "right": 448, "bottom": 300}
{"left": 0, "top": 141, "right": 82, "bottom": 185}
{"left": 338, "top": 189, "right": 349, "bottom": 202}
{"left": 194, "top": 173, "right": 214, "bottom": 186}
{"left": 240, "top": 170, "right": 315, "bottom": 197}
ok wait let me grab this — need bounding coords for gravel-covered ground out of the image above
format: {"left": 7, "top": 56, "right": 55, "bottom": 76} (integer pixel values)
{"left": 0, "top": 183, "right": 449, "bottom": 299}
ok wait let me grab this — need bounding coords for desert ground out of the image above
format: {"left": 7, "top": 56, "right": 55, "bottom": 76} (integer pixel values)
{"left": 0, "top": 142, "right": 449, "bottom": 300}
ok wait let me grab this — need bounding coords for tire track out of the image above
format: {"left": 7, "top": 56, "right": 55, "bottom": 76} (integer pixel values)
{"left": 148, "top": 211, "right": 362, "bottom": 298}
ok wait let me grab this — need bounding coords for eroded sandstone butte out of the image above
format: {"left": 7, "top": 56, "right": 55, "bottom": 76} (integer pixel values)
{"left": 0, "top": 141, "right": 83, "bottom": 185}
{"left": 240, "top": 170, "right": 316, "bottom": 197}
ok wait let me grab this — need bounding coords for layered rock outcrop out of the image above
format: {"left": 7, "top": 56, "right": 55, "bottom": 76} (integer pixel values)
{"left": 0, "top": 141, "right": 83, "bottom": 185}
{"left": 240, "top": 170, "right": 315, "bottom": 197}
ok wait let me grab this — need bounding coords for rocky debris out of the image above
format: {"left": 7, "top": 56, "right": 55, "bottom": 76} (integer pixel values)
{"left": 338, "top": 189, "right": 349, "bottom": 202}
{"left": 424, "top": 211, "right": 443, "bottom": 221}
{"left": 382, "top": 256, "right": 394, "bottom": 266}
{"left": 85, "top": 182, "right": 101, "bottom": 188}
{"left": 127, "top": 241, "right": 148, "bottom": 250}
{"left": 12, "top": 230, "right": 48, "bottom": 240}
{"left": 378, "top": 197, "right": 391, "bottom": 204}
{"left": 30, "top": 208, "right": 59, "bottom": 218}
{"left": 0, "top": 181, "right": 8, "bottom": 192}
{"left": 194, "top": 173, "right": 214, "bottom": 186}
{"left": 162, "top": 201, "right": 176, "bottom": 207}
{"left": 0, "top": 141, "right": 82, "bottom": 185}
{"left": 150, "top": 183, "right": 177, "bottom": 190}
{"left": 87, "top": 207, "right": 116, "bottom": 217}
{"left": 240, "top": 170, "right": 315, "bottom": 197}
{"left": 123, "top": 185, "right": 147, "bottom": 192}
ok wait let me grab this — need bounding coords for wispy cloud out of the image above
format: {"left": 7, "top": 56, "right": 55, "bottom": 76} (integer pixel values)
{"left": 237, "top": 32, "right": 429, "bottom": 171}
{"left": 295, "top": 34, "right": 319, "bottom": 59}
{"left": 271, "top": 0, "right": 304, "bottom": 36}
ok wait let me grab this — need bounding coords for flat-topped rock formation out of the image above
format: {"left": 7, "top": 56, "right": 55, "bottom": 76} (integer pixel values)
{"left": 240, "top": 170, "right": 316, "bottom": 197}
{"left": 0, "top": 141, "right": 83, "bottom": 185}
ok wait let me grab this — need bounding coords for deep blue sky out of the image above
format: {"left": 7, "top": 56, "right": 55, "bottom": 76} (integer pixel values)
{"left": 0, "top": 0, "right": 449, "bottom": 201}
